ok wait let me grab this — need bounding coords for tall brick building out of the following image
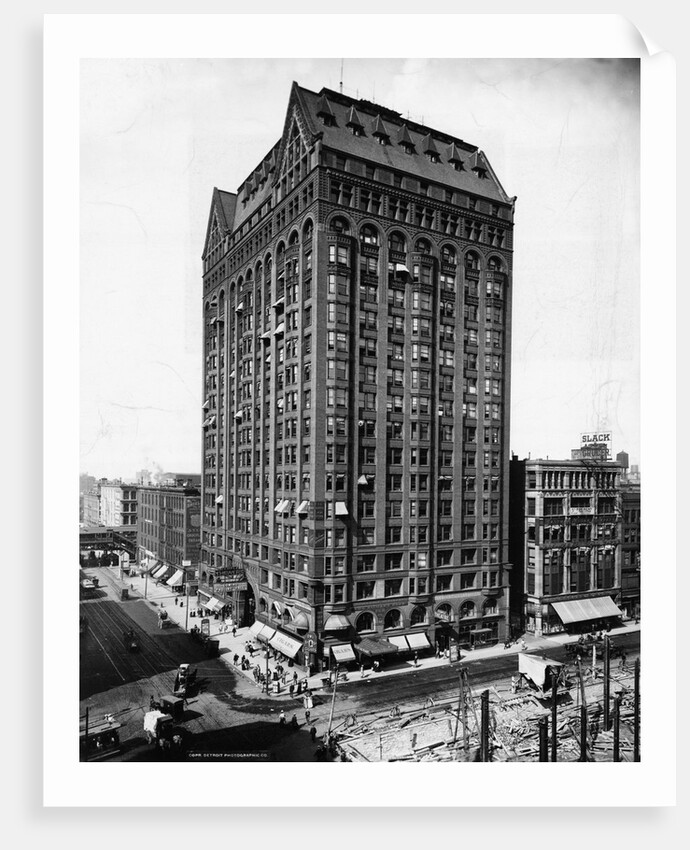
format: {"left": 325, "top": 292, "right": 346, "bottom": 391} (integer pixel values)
{"left": 200, "top": 83, "right": 515, "bottom": 669}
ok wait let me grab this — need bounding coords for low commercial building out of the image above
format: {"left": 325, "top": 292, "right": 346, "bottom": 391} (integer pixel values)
{"left": 137, "top": 483, "right": 201, "bottom": 592}
{"left": 99, "top": 481, "right": 138, "bottom": 528}
{"left": 509, "top": 453, "right": 626, "bottom": 636}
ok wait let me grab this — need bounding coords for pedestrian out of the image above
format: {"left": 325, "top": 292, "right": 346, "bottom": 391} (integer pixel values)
{"left": 305, "top": 709, "right": 311, "bottom": 725}
{"left": 282, "top": 671, "right": 287, "bottom": 685}
{"left": 310, "top": 725, "right": 317, "bottom": 742}
{"left": 293, "top": 671, "right": 298, "bottom": 683}
{"left": 520, "top": 639, "right": 527, "bottom": 651}
{"left": 510, "top": 675, "right": 517, "bottom": 694}
{"left": 291, "top": 714, "right": 299, "bottom": 729}
{"left": 296, "top": 680, "right": 302, "bottom": 696}
{"left": 279, "top": 710, "right": 286, "bottom": 725}
{"left": 413, "top": 652, "right": 419, "bottom": 667}
{"left": 360, "top": 663, "right": 366, "bottom": 679}
{"left": 289, "top": 683, "right": 295, "bottom": 697}
{"left": 233, "top": 653, "right": 239, "bottom": 666}
{"left": 232, "top": 626, "right": 237, "bottom": 638}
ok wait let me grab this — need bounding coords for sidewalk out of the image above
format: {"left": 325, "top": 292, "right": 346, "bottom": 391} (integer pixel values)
{"left": 112, "top": 565, "right": 641, "bottom": 696}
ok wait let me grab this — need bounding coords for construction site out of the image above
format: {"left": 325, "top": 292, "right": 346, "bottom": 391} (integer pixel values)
{"left": 328, "top": 639, "right": 640, "bottom": 763}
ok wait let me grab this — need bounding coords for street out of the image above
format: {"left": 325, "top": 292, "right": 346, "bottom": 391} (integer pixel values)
{"left": 80, "top": 567, "right": 640, "bottom": 762}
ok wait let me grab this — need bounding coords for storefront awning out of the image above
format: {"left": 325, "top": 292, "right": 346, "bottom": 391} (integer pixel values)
{"left": 248, "top": 621, "right": 276, "bottom": 642}
{"left": 551, "top": 596, "right": 622, "bottom": 625}
{"left": 406, "top": 632, "right": 431, "bottom": 650}
{"left": 356, "top": 637, "right": 399, "bottom": 657}
{"left": 331, "top": 644, "right": 356, "bottom": 662}
{"left": 201, "top": 596, "right": 223, "bottom": 612}
{"left": 324, "top": 614, "right": 351, "bottom": 631}
{"left": 269, "top": 630, "right": 303, "bottom": 658}
{"left": 386, "top": 635, "right": 410, "bottom": 650}
{"left": 166, "top": 569, "right": 185, "bottom": 587}
{"left": 151, "top": 564, "right": 167, "bottom": 578}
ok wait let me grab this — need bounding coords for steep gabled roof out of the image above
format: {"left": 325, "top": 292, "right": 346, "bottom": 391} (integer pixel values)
{"left": 298, "top": 85, "right": 511, "bottom": 202}
{"left": 346, "top": 106, "right": 364, "bottom": 130}
{"left": 201, "top": 187, "right": 236, "bottom": 258}
{"left": 421, "top": 133, "right": 439, "bottom": 156}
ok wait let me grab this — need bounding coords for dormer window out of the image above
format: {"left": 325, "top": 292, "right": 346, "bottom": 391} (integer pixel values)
{"left": 402, "top": 143, "right": 415, "bottom": 155}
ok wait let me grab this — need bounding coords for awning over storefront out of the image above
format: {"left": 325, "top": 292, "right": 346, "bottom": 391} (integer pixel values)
{"left": 201, "top": 596, "right": 223, "bottom": 612}
{"left": 324, "top": 614, "right": 351, "bottom": 631}
{"left": 386, "top": 635, "right": 410, "bottom": 650}
{"left": 551, "top": 596, "right": 622, "bottom": 625}
{"left": 269, "top": 630, "right": 303, "bottom": 658}
{"left": 406, "top": 632, "right": 431, "bottom": 650}
{"left": 166, "top": 569, "right": 185, "bottom": 587}
{"left": 248, "top": 621, "right": 276, "bottom": 642}
{"left": 355, "top": 637, "right": 399, "bottom": 657}
{"left": 330, "top": 643, "right": 356, "bottom": 662}
{"left": 151, "top": 564, "right": 167, "bottom": 578}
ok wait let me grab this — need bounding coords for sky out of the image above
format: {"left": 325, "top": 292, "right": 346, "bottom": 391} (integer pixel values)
{"left": 80, "top": 57, "right": 640, "bottom": 481}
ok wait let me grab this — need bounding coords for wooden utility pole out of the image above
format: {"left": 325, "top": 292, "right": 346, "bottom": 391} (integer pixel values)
{"left": 603, "top": 635, "right": 611, "bottom": 730}
{"left": 613, "top": 693, "right": 622, "bottom": 762}
{"left": 577, "top": 658, "right": 588, "bottom": 762}
{"left": 460, "top": 670, "right": 469, "bottom": 754}
{"left": 633, "top": 657, "right": 640, "bottom": 761}
{"left": 326, "top": 665, "right": 339, "bottom": 743}
{"left": 538, "top": 716, "right": 548, "bottom": 761}
{"left": 480, "top": 690, "right": 490, "bottom": 762}
{"left": 551, "top": 675, "right": 558, "bottom": 762}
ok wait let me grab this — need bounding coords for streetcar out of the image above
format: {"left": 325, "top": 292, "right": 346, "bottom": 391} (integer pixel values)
{"left": 79, "top": 718, "right": 122, "bottom": 761}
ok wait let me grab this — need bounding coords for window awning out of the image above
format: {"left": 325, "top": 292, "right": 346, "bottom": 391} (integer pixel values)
{"left": 271, "top": 600, "right": 282, "bottom": 614}
{"left": 272, "top": 296, "right": 285, "bottom": 308}
{"left": 324, "top": 614, "right": 351, "bottom": 631}
{"left": 551, "top": 596, "right": 622, "bottom": 625}
{"left": 261, "top": 330, "right": 272, "bottom": 340}
{"left": 331, "top": 644, "right": 356, "bottom": 662}
{"left": 296, "top": 500, "right": 310, "bottom": 515}
{"left": 273, "top": 322, "right": 285, "bottom": 335}
{"left": 274, "top": 499, "right": 289, "bottom": 513}
{"left": 357, "top": 475, "right": 370, "bottom": 486}
{"left": 335, "top": 502, "right": 348, "bottom": 516}
{"left": 292, "top": 611, "right": 309, "bottom": 629}
{"left": 248, "top": 621, "right": 276, "bottom": 642}
{"left": 406, "top": 632, "right": 431, "bottom": 650}
{"left": 269, "top": 630, "right": 303, "bottom": 658}
{"left": 215, "top": 495, "right": 224, "bottom": 504}
{"left": 395, "top": 263, "right": 411, "bottom": 275}
{"left": 166, "top": 569, "right": 185, "bottom": 587}
{"left": 202, "top": 400, "right": 210, "bottom": 410}
{"left": 235, "top": 301, "right": 244, "bottom": 312}
{"left": 386, "top": 635, "right": 410, "bottom": 650}
{"left": 356, "top": 637, "right": 399, "bottom": 657}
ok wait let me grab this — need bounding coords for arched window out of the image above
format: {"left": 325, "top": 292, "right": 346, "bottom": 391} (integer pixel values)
{"left": 329, "top": 216, "right": 350, "bottom": 234}
{"left": 258, "top": 597, "right": 267, "bottom": 614}
{"left": 415, "top": 237, "right": 432, "bottom": 255}
{"left": 488, "top": 256, "right": 503, "bottom": 271}
{"left": 200, "top": 571, "right": 208, "bottom": 585}
{"left": 435, "top": 603, "right": 453, "bottom": 623}
{"left": 388, "top": 231, "right": 406, "bottom": 254}
{"left": 356, "top": 612, "right": 374, "bottom": 633}
{"left": 460, "top": 601, "right": 476, "bottom": 619}
{"left": 441, "top": 245, "right": 457, "bottom": 265}
{"left": 410, "top": 606, "right": 427, "bottom": 626}
{"left": 288, "top": 230, "right": 299, "bottom": 246}
{"left": 384, "top": 609, "right": 402, "bottom": 630}
{"left": 465, "top": 251, "right": 480, "bottom": 270}
{"left": 303, "top": 219, "right": 314, "bottom": 243}
{"left": 360, "top": 224, "right": 379, "bottom": 245}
